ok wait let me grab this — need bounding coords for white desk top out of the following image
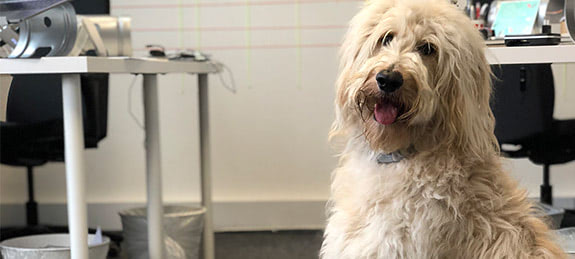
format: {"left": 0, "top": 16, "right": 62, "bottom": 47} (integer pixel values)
{"left": 0, "top": 56, "right": 221, "bottom": 74}
{"left": 0, "top": 45, "right": 573, "bottom": 75}
{"left": 486, "top": 44, "right": 575, "bottom": 65}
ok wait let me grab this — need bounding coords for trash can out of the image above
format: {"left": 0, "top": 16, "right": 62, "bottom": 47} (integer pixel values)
{"left": 119, "top": 206, "right": 205, "bottom": 259}
{"left": 556, "top": 227, "right": 575, "bottom": 255}
{"left": 0, "top": 233, "right": 110, "bottom": 259}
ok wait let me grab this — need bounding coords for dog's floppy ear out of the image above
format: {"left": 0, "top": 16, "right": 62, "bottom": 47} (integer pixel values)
{"left": 330, "top": 4, "right": 377, "bottom": 142}
{"left": 331, "top": 1, "right": 396, "bottom": 144}
{"left": 331, "top": 2, "right": 392, "bottom": 140}
{"left": 432, "top": 18, "right": 497, "bottom": 158}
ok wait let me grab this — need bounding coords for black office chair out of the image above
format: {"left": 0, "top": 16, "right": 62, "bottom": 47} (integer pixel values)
{"left": 0, "top": 73, "right": 109, "bottom": 239}
{"left": 491, "top": 64, "right": 575, "bottom": 205}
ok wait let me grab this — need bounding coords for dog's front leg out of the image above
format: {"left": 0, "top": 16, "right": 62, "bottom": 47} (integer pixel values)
{"left": 321, "top": 209, "right": 349, "bottom": 259}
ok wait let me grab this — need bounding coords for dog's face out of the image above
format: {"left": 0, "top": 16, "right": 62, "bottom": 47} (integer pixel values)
{"left": 332, "top": 0, "right": 496, "bottom": 155}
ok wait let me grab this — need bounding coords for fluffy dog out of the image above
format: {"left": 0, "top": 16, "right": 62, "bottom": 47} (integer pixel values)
{"left": 321, "top": 0, "right": 565, "bottom": 258}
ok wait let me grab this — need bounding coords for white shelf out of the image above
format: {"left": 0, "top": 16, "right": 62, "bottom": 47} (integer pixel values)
{"left": 0, "top": 56, "right": 221, "bottom": 74}
{"left": 486, "top": 44, "right": 575, "bottom": 64}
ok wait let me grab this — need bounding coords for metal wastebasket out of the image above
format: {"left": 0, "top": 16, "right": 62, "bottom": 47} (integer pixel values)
{"left": 0, "top": 234, "right": 110, "bottom": 259}
{"left": 119, "top": 206, "right": 205, "bottom": 259}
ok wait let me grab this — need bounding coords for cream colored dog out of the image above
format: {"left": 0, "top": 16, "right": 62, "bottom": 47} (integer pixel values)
{"left": 321, "top": 0, "right": 565, "bottom": 258}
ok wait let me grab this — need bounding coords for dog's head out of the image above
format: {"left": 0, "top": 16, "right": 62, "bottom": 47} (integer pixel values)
{"left": 332, "top": 0, "right": 497, "bottom": 157}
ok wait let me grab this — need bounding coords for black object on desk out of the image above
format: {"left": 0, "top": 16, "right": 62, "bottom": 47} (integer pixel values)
{"left": 504, "top": 25, "right": 561, "bottom": 46}
{"left": 491, "top": 64, "right": 575, "bottom": 205}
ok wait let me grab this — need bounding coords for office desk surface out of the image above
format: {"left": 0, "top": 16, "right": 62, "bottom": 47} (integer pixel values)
{"left": 487, "top": 44, "right": 575, "bottom": 65}
{"left": 0, "top": 56, "right": 221, "bottom": 74}
{"left": 0, "top": 45, "right": 573, "bottom": 72}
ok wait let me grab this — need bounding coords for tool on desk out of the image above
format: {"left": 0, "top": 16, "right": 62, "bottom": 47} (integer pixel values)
{"left": 0, "top": 0, "right": 77, "bottom": 58}
{"left": 73, "top": 16, "right": 133, "bottom": 57}
{"left": 0, "top": 0, "right": 132, "bottom": 58}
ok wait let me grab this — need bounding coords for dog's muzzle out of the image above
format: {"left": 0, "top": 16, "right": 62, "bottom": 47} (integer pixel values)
{"left": 373, "top": 70, "right": 404, "bottom": 125}
{"left": 376, "top": 70, "right": 403, "bottom": 93}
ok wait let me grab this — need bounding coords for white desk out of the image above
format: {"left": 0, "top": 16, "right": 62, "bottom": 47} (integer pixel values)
{"left": 487, "top": 44, "right": 575, "bottom": 64}
{"left": 0, "top": 56, "right": 220, "bottom": 259}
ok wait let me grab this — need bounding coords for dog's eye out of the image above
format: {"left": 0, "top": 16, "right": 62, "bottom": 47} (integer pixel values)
{"left": 417, "top": 43, "right": 436, "bottom": 56}
{"left": 381, "top": 33, "right": 394, "bottom": 47}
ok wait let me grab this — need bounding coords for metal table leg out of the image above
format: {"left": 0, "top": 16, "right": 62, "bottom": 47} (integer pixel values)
{"left": 62, "top": 74, "right": 89, "bottom": 259}
{"left": 142, "top": 74, "right": 165, "bottom": 259}
{"left": 198, "top": 73, "right": 215, "bottom": 259}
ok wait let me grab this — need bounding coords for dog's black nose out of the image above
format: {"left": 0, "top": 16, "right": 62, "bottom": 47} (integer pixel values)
{"left": 376, "top": 70, "right": 403, "bottom": 93}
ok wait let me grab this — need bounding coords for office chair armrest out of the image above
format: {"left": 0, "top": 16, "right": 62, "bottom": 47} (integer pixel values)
{"left": 500, "top": 144, "right": 530, "bottom": 158}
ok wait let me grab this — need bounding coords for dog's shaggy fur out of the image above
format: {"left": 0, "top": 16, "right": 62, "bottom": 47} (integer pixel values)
{"left": 321, "top": 0, "right": 565, "bottom": 258}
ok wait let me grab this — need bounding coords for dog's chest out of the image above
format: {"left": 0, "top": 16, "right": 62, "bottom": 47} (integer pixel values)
{"left": 365, "top": 196, "right": 456, "bottom": 257}
{"left": 330, "top": 159, "right": 464, "bottom": 258}
{"left": 352, "top": 190, "right": 456, "bottom": 258}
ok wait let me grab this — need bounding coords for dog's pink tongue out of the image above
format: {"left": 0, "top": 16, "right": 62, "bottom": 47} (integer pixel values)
{"left": 374, "top": 102, "right": 398, "bottom": 125}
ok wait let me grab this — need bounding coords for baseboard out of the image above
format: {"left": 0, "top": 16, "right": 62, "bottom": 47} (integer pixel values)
{"left": 0, "top": 200, "right": 328, "bottom": 232}
{"left": 2, "top": 198, "right": 573, "bottom": 232}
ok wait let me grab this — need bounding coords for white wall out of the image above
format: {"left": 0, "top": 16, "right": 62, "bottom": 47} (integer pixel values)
{"left": 1, "top": 0, "right": 574, "bottom": 230}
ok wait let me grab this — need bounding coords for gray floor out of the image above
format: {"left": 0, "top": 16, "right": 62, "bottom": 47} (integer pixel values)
{"left": 215, "top": 230, "right": 323, "bottom": 259}
{"left": 109, "top": 230, "right": 324, "bottom": 259}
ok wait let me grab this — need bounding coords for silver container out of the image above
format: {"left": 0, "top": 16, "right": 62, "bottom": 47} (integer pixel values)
{"left": 119, "top": 206, "right": 205, "bottom": 259}
{"left": 0, "top": 234, "right": 110, "bottom": 259}
{"left": 6, "top": 2, "right": 77, "bottom": 58}
{"left": 71, "top": 15, "right": 132, "bottom": 57}
{"left": 556, "top": 227, "right": 575, "bottom": 255}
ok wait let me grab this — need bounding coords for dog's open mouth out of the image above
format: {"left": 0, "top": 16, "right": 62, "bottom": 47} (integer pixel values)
{"left": 374, "top": 97, "right": 402, "bottom": 125}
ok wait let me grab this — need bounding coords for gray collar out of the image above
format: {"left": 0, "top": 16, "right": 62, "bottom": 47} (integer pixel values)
{"left": 376, "top": 146, "right": 417, "bottom": 164}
